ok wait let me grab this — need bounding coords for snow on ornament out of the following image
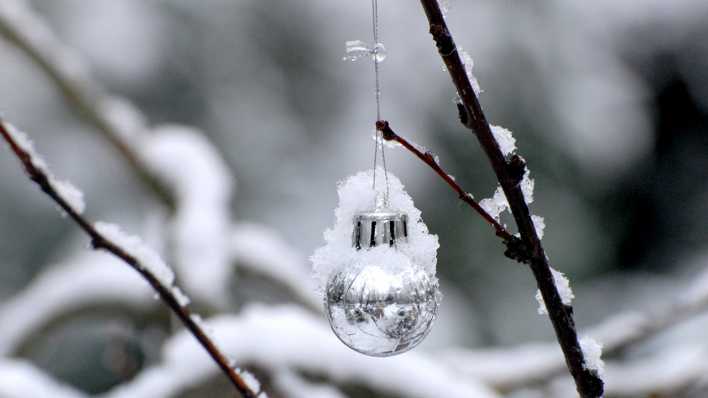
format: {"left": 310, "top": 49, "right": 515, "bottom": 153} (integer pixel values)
{"left": 311, "top": 169, "right": 441, "bottom": 357}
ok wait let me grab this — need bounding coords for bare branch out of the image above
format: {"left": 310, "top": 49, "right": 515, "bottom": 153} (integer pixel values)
{"left": 417, "top": 1, "right": 604, "bottom": 396}
{"left": 0, "top": 120, "right": 259, "bottom": 398}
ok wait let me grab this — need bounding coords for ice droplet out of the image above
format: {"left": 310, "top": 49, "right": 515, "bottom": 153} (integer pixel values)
{"left": 343, "top": 40, "right": 387, "bottom": 63}
{"left": 372, "top": 42, "right": 387, "bottom": 63}
{"left": 344, "top": 40, "right": 371, "bottom": 62}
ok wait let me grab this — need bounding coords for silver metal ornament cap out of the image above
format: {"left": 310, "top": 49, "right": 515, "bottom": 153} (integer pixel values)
{"left": 352, "top": 209, "right": 408, "bottom": 250}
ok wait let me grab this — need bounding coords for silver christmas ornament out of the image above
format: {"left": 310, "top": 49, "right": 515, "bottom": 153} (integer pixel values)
{"left": 325, "top": 209, "right": 440, "bottom": 357}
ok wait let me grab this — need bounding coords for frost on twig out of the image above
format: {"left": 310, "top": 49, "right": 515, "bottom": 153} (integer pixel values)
{"left": 0, "top": 123, "right": 85, "bottom": 214}
{"left": 95, "top": 222, "right": 175, "bottom": 287}
{"left": 490, "top": 125, "right": 515, "bottom": 156}
{"left": 535, "top": 267, "right": 575, "bottom": 315}
{"left": 579, "top": 337, "right": 605, "bottom": 377}
{"left": 459, "top": 47, "right": 481, "bottom": 96}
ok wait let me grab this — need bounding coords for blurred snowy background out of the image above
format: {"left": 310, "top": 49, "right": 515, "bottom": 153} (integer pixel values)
{"left": 0, "top": 0, "right": 707, "bottom": 397}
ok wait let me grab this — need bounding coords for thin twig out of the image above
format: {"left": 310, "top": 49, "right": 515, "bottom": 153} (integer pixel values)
{"left": 376, "top": 120, "right": 512, "bottom": 241}
{"left": 417, "top": 1, "right": 604, "bottom": 396}
{"left": 0, "top": 120, "right": 258, "bottom": 398}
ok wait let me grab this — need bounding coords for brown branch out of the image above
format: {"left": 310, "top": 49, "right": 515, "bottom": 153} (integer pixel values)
{"left": 417, "top": 1, "right": 604, "bottom": 397}
{"left": 376, "top": 120, "right": 513, "bottom": 241}
{"left": 0, "top": 120, "right": 258, "bottom": 398}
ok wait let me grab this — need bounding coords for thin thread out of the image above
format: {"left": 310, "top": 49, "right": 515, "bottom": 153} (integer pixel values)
{"left": 370, "top": 0, "right": 390, "bottom": 206}
{"left": 372, "top": 0, "right": 381, "bottom": 121}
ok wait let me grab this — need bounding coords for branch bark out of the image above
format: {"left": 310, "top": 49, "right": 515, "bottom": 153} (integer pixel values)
{"left": 0, "top": 120, "right": 259, "bottom": 398}
{"left": 417, "top": 1, "right": 604, "bottom": 396}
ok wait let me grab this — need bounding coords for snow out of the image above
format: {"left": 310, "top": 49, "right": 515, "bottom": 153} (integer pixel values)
{"left": 479, "top": 186, "right": 509, "bottom": 221}
{"left": 0, "top": 251, "right": 154, "bottom": 355}
{"left": 459, "top": 48, "right": 482, "bottom": 96}
{"left": 273, "top": 369, "right": 348, "bottom": 398}
{"left": 579, "top": 337, "right": 605, "bottom": 377}
{"left": 98, "top": 96, "right": 149, "bottom": 139}
{"left": 310, "top": 169, "right": 439, "bottom": 295}
{"left": 172, "top": 286, "right": 191, "bottom": 307}
{"left": 141, "top": 125, "right": 233, "bottom": 307}
{"left": 441, "top": 343, "right": 564, "bottom": 389}
{"left": 535, "top": 267, "right": 574, "bottom": 315}
{"left": 51, "top": 179, "right": 86, "bottom": 214}
{"left": 0, "top": 0, "right": 91, "bottom": 88}
{"left": 95, "top": 222, "right": 175, "bottom": 287}
{"left": 490, "top": 125, "right": 516, "bottom": 156}
{"left": 231, "top": 223, "right": 320, "bottom": 311}
{"left": 237, "top": 369, "right": 262, "bottom": 394}
{"left": 2, "top": 121, "right": 85, "bottom": 214}
{"left": 1, "top": 121, "right": 47, "bottom": 170}
{"left": 478, "top": 170, "right": 534, "bottom": 221}
{"left": 520, "top": 169, "right": 535, "bottom": 205}
{"left": 102, "top": 305, "right": 499, "bottom": 398}
{"left": 531, "top": 215, "right": 545, "bottom": 239}
{"left": 602, "top": 344, "right": 706, "bottom": 396}
{"left": 0, "top": 359, "right": 86, "bottom": 398}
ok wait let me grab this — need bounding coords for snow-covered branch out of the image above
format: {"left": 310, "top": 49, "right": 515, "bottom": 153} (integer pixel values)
{"left": 417, "top": 2, "right": 603, "bottom": 396}
{"left": 0, "top": 252, "right": 155, "bottom": 356}
{"left": 103, "top": 305, "right": 500, "bottom": 398}
{"left": 0, "top": 359, "right": 86, "bottom": 398}
{"left": 0, "top": 120, "right": 260, "bottom": 398}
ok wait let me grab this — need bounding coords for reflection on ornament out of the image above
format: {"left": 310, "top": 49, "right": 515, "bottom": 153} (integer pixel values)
{"left": 324, "top": 209, "right": 440, "bottom": 357}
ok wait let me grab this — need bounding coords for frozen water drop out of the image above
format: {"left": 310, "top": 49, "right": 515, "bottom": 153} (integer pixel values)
{"left": 343, "top": 40, "right": 386, "bottom": 63}
{"left": 344, "top": 40, "right": 371, "bottom": 62}
{"left": 372, "top": 42, "right": 387, "bottom": 63}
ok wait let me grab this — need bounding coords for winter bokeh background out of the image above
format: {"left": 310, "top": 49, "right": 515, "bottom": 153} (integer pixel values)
{"left": 1, "top": 0, "right": 707, "bottom": 397}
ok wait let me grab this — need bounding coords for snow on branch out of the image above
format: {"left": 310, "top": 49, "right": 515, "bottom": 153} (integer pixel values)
{"left": 441, "top": 255, "right": 708, "bottom": 391}
{"left": 546, "top": 344, "right": 708, "bottom": 397}
{"left": 417, "top": 2, "right": 603, "bottom": 396}
{"left": 0, "top": 0, "right": 315, "bottom": 316}
{"left": 272, "top": 369, "right": 349, "bottom": 398}
{"left": 103, "top": 305, "right": 500, "bottom": 398}
{"left": 0, "top": 0, "right": 248, "bottom": 311}
{"left": 0, "top": 251, "right": 155, "bottom": 356}
{"left": 141, "top": 125, "right": 234, "bottom": 307}
{"left": 231, "top": 223, "right": 321, "bottom": 312}
{"left": 0, "top": 120, "right": 259, "bottom": 398}
{"left": 0, "top": 359, "right": 86, "bottom": 398}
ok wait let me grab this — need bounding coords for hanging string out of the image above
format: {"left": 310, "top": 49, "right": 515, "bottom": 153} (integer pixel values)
{"left": 370, "top": 0, "right": 390, "bottom": 206}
